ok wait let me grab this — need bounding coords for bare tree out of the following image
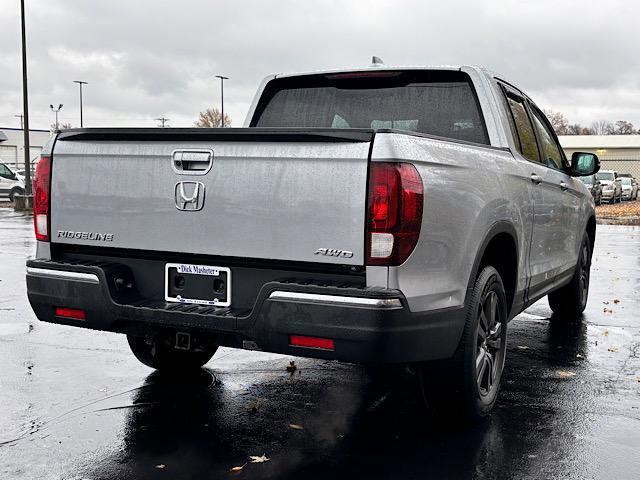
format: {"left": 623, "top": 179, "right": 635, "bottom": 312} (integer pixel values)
{"left": 614, "top": 120, "right": 636, "bottom": 135}
{"left": 194, "top": 107, "right": 231, "bottom": 128}
{"left": 590, "top": 120, "right": 615, "bottom": 135}
{"left": 566, "top": 124, "right": 584, "bottom": 135}
{"left": 50, "top": 122, "right": 73, "bottom": 131}
{"left": 543, "top": 109, "right": 570, "bottom": 135}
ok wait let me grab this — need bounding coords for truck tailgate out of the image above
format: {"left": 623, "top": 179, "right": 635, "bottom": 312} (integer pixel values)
{"left": 50, "top": 129, "right": 373, "bottom": 265}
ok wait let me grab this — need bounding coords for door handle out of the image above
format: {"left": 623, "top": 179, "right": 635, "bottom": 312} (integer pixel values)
{"left": 530, "top": 174, "right": 542, "bottom": 185}
{"left": 560, "top": 181, "right": 569, "bottom": 191}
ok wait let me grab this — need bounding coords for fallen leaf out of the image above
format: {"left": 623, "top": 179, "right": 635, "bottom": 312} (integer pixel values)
{"left": 608, "top": 347, "right": 619, "bottom": 353}
{"left": 246, "top": 400, "right": 262, "bottom": 414}
{"left": 613, "top": 299, "right": 621, "bottom": 304}
{"left": 289, "top": 423, "right": 304, "bottom": 430}
{"left": 603, "top": 301, "right": 610, "bottom": 305}
{"left": 516, "top": 345, "right": 530, "bottom": 350}
{"left": 155, "top": 464, "right": 166, "bottom": 469}
{"left": 603, "top": 309, "right": 613, "bottom": 314}
{"left": 286, "top": 361, "right": 297, "bottom": 373}
{"left": 603, "top": 330, "right": 609, "bottom": 336}
{"left": 556, "top": 370, "right": 576, "bottom": 378}
{"left": 230, "top": 463, "right": 247, "bottom": 473}
{"left": 249, "top": 454, "right": 270, "bottom": 464}
{"left": 576, "top": 353, "right": 584, "bottom": 359}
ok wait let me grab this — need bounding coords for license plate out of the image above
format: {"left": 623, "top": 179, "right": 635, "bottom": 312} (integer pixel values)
{"left": 164, "top": 263, "right": 231, "bottom": 307}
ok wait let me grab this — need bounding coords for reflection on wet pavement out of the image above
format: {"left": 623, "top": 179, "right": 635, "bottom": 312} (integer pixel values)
{"left": 0, "top": 208, "right": 638, "bottom": 480}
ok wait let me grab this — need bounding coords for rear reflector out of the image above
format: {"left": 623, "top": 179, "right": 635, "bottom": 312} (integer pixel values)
{"left": 33, "top": 156, "right": 52, "bottom": 242}
{"left": 366, "top": 162, "right": 423, "bottom": 266}
{"left": 55, "top": 307, "right": 86, "bottom": 320}
{"left": 289, "top": 335, "right": 335, "bottom": 351}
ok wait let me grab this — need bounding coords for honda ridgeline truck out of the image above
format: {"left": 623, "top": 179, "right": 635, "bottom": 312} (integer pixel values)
{"left": 26, "top": 63, "right": 599, "bottom": 420}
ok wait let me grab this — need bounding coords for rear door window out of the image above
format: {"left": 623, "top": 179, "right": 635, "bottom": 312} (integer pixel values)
{"left": 504, "top": 95, "right": 540, "bottom": 162}
{"left": 252, "top": 70, "right": 489, "bottom": 145}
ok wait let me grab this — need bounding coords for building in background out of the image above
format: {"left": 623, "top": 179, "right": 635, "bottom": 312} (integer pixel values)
{"left": 559, "top": 135, "right": 640, "bottom": 178}
{"left": 0, "top": 127, "right": 51, "bottom": 172}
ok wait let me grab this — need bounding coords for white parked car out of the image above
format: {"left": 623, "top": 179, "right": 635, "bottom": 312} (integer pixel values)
{"left": 596, "top": 170, "right": 622, "bottom": 203}
{"left": 0, "top": 160, "right": 26, "bottom": 202}
{"left": 621, "top": 176, "right": 638, "bottom": 200}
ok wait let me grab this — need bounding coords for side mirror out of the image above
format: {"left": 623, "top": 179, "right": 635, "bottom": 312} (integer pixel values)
{"left": 571, "top": 152, "right": 600, "bottom": 177}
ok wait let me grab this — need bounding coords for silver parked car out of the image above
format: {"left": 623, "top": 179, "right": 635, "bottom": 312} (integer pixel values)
{"left": 26, "top": 64, "right": 599, "bottom": 422}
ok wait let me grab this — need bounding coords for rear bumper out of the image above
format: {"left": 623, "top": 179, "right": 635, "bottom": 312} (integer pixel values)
{"left": 26, "top": 260, "right": 465, "bottom": 364}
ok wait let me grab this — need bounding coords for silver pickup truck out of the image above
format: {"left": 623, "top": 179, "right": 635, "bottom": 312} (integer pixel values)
{"left": 26, "top": 64, "right": 599, "bottom": 421}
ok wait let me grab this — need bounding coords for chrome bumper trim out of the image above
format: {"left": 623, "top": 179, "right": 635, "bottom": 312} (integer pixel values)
{"left": 268, "top": 291, "right": 402, "bottom": 309}
{"left": 26, "top": 267, "right": 100, "bottom": 284}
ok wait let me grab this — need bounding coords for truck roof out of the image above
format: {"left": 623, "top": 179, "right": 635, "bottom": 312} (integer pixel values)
{"left": 274, "top": 64, "right": 467, "bottom": 79}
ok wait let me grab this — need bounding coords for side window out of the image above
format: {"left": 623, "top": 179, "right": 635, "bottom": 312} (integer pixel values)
{"left": 530, "top": 106, "right": 564, "bottom": 171}
{"left": 506, "top": 96, "right": 540, "bottom": 162}
{"left": 0, "top": 164, "right": 12, "bottom": 179}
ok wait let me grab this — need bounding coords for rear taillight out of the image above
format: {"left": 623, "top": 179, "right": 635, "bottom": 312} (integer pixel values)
{"left": 366, "top": 162, "right": 423, "bottom": 266}
{"left": 33, "top": 155, "right": 51, "bottom": 242}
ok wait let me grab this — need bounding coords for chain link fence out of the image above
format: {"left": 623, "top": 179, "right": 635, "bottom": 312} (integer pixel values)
{"left": 564, "top": 149, "right": 640, "bottom": 178}
{"left": 597, "top": 156, "right": 640, "bottom": 178}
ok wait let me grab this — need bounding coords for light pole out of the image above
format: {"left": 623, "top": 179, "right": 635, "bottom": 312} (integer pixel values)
{"left": 19, "top": 0, "right": 32, "bottom": 195}
{"left": 73, "top": 80, "right": 88, "bottom": 127}
{"left": 50, "top": 104, "right": 63, "bottom": 130}
{"left": 14, "top": 114, "right": 24, "bottom": 130}
{"left": 215, "top": 75, "right": 229, "bottom": 127}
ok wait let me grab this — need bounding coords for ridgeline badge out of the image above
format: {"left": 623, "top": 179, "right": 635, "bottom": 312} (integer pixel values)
{"left": 57, "top": 231, "right": 114, "bottom": 241}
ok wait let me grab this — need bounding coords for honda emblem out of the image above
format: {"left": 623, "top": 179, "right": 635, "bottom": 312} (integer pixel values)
{"left": 174, "top": 182, "right": 205, "bottom": 211}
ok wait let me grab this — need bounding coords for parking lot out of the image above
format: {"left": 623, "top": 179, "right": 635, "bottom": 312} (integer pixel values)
{"left": 0, "top": 207, "right": 639, "bottom": 480}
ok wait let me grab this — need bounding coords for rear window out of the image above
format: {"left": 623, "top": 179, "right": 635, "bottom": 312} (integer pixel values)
{"left": 597, "top": 172, "right": 614, "bottom": 181}
{"left": 252, "top": 70, "right": 489, "bottom": 145}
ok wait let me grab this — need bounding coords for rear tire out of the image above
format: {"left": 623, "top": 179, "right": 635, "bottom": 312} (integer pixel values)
{"left": 418, "top": 266, "right": 508, "bottom": 423}
{"left": 127, "top": 334, "right": 217, "bottom": 372}
{"left": 548, "top": 232, "right": 591, "bottom": 318}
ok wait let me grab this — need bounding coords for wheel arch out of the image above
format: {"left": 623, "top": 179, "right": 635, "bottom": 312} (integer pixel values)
{"left": 466, "top": 221, "right": 519, "bottom": 318}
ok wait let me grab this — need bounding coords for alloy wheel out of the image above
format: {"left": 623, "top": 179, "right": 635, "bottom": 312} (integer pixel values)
{"left": 578, "top": 241, "right": 590, "bottom": 305}
{"left": 476, "top": 290, "right": 505, "bottom": 398}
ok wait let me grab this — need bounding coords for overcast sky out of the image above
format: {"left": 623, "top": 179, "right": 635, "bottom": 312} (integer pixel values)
{"left": 1, "top": 0, "right": 639, "bottom": 130}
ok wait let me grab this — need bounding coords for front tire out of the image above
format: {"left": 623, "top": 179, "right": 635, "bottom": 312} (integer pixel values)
{"left": 9, "top": 187, "right": 24, "bottom": 203}
{"left": 419, "top": 266, "right": 508, "bottom": 423}
{"left": 548, "top": 232, "right": 591, "bottom": 318}
{"left": 127, "top": 334, "right": 217, "bottom": 372}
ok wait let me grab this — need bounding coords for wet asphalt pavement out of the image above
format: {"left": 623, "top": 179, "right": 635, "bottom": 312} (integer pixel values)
{"left": 0, "top": 207, "right": 639, "bottom": 480}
